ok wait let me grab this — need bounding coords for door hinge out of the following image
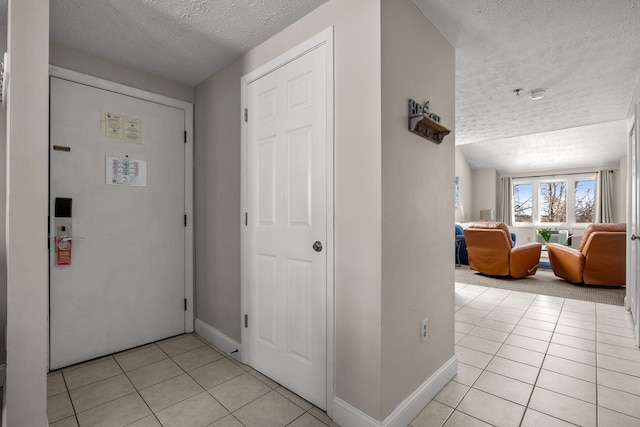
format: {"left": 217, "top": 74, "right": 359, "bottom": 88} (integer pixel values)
{"left": 184, "top": 130, "right": 187, "bottom": 143}
{"left": 184, "top": 214, "right": 187, "bottom": 227}
{"left": 244, "top": 314, "right": 248, "bottom": 328}
{"left": 244, "top": 108, "right": 248, "bottom": 122}
{"left": 244, "top": 212, "right": 248, "bottom": 226}
{"left": 184, "top": 298, "right": 187, "bottom": 311}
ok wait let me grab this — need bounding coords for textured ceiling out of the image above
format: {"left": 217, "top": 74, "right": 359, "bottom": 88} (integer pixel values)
{"left": 414, "top": 0, "right": 640, "bottom": 173}
{"left": 39, "top": 0, "right": 326, "bottom": 86}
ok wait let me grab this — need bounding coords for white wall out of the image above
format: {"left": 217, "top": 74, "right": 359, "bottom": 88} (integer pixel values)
{"left": 619, "top": 156, "right": 627, "bottom": 223}
{"left": 472, "top": 169, "right": 497, "bottom": 220}
{"left": 455, "top": 147, "right": 472, "bottom": 222}
{"left": 4, "top": 1, "right": 49, "bottom": 425}
{"left": 380, "top": 0, "right": 455, "bottom": 417}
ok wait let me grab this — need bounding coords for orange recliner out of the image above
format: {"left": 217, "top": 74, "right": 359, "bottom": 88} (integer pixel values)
{"left": 547, "top": 223, "right": 626, "bottom": 286}
{"left": 464, "top": 222, "right": 542, "bottom": 278}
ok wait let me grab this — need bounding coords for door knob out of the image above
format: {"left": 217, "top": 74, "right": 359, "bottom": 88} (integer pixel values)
{"left": 313, "top": 241, "right": 323, "bottom": 252}
{"left": 632, "top": 234, "right": 638, "bottom": 241}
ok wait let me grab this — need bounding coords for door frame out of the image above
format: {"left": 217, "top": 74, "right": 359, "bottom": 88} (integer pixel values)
{"left": 48, "top": 66, "right": 195, "bottom": 340}
{"left": 240, "top": 27, "right": 335, "bottom": 414}
{"left": 627, "top": 102, "right": 640, "bottom": 347}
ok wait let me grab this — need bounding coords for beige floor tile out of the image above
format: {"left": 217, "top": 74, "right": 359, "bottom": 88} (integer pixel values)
{"left": 50, "top": 416, "right": 79, "bottom": 427}
{"left": 550, "top": 333, "right": 595, "bottom": 352}
{"left": 598, "top": 353, "right": 640, "bottom": 377}
{"left": 492, "top": 307, "right": 526, "bottom": 318}
{"left": 485, "top": 312, "right": 521, "bottom": 325}
{"left": 598, "top": 367, "right": 640, "bottom": 396}
{"left": 69, "top": 373, "right": 135, "bottom": 413}
{"left": 172, "top": 346, "right": 225, "bottom": 372}
{"left": 597, "top": 332, "right": 637, "bottom": 348}
{"left": 76, "top": 392, "right": 152, "bottom": 427}
{"left": 208, "top": 373, "right": 272, "bottom": 412}
{"left": 526, "top": 306, "right": 561, "bottom": 316}
{"left": 457, "top": 388, "right": 525, "bottom": 427}
{"left": 455, "top": 313, "right": 485, "bottom": 325}
{"left": 48, "top": 392, "right": 75, "bottom": 424}
{"left": 443, "top": 410, "right": 492, "bottom": 426}
{"left": 467, "top": 326, "right": 509, "bottom": 343}
{"left": 517, "top": 318, "right": 555, "bottom": 332}
{"left": 556, "top": 317, "right": 595, "bottom": 331}
{"left": 457, "top": 307, "right": 491, "bottom": 318}
{"left": 62, "top": 356, "right": 114, "bottom": 373}
{"left": 523, "top": 311, "right": 558, "bottom": 323}
{"left": 520, "top": 409, "right": 576, "bottom": 427}
{"left": 126, "top": 358, "right": 184, "bottom": 390}
{"left": 546, "top": 343, "right": 595, "bottom": 366}
{"left": 598, "top": 324, "right": 635, "bottom": 338}
{"left": 598, "top": 385, "right": 640, "bottom": 419}
{"left": 562, "top": 301, "right": 595, "bottom": 315}
{"left": 139, "top": 373, "right": 204, "bottom": 412}
{"left": 454, "top": 346, "right": 492, "bottom": 369}
{"left": 156, "top": 392, "right": 228, "bottom": 427}
{"left": 48, "top": 371, "right": 67, "bottom": 397}
{"left": 528, "top": 387, "right": 595, "bottom": 427}
{"left": 233, "top": 390, "right": 305, "bottom": 427}
{"left": 454, "top": 332, "right": 465, "bottom": 343}
{"left": 206, "top": 414, "right": 245, "bottom": 427}
{"left": 559, "top": 310, "right": 595, "bottom": 322}
{"left": 466, "top": 301, "right": 498, "bottom": 312}
{"left": 433, "top": 381, "right": 469, "bottom": 408}
{"left": 454, "top": 321, "right": 474, "bottom": 334}
{"left": 63, "top": 358, "right": 123, "bottom": 391}
{"left": 598, "top": 407, "right": 640, "bottom": 427}
{"left": 114, "top": 345, "right": 167, "bottom": 372}
{"left": 598, "top": 342, "right": 640, "bottom": 363}
{"left": 504, "top": 334, "right": 549, "bottom": 353}
{"left": 247, "top": 368, "right": 281, "bottom": 389}
{"left": 457, "top": 335, "right": 502, "bottom": 355}
{"left": 287, "top": 413, "right": 328, "bottom": 427}
{"left": 452, "top": 363, "right": 482, "bottom": 386}
{"left": 472, "top": 371, "right": 533, "bottom": 406}
{"left": 553, "top": 324, "right": 596, "bottom": 340}
{"left": 535, "top": 369, "right": 596, "bottom": 403}
{"left": 275, "top": 386, "right": 313, "bottom": 410}
{"left": 128, "top": 415, "right": 162, "bottom": 427}
{"left": 496, "top": 344, "right": 545, "bottom": 367}
{"left": 189, "top": 358, "right": 246, "bottom": 390}
{"left": 485, "top": 356, "right": 540, "bottom": 384}
{"left": 597, "top": 314, "right": 635, "bottom": 329}
{"left": 510, "top": 325, "right": 552, "bottom": 342}
{"left": 410, "top": 400, "right": 453, "bottom": 427}
{"left": 541, "top": 355, "right": 595, "bottom": 382}
{"left": 477, "top": 318, "right": 516, "bottom": 333}
{"left": 307, "top": 407, "right": 341, "bottom": 427}
{"left": 157, "top": 334, "right": 207, "bottom": 357}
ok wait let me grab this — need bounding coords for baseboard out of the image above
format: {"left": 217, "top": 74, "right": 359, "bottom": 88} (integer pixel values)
{"left": 332, "top": 355, "right": 458, "bottom": 427}
{"left": 194, "top": 318, "right": 241, "bottom": 360}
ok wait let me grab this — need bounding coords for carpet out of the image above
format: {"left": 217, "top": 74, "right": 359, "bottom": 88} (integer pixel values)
{"left": 455, "top": 265, "right": 626, "bottom": 306}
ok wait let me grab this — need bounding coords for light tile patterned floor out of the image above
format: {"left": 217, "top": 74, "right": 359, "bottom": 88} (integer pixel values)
{"left": 47, "top": 334, "right": 339, "bottom": 427}
{"left": 410, "top": 282, "right": 640, "bottom": 427}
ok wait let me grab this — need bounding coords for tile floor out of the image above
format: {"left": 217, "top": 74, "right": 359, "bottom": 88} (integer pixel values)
{"left": 48, "top": 283, "right": 640, "bottom": 427}
{"left": 410, "top": 282, "right": 640, "bottom": 427}
{"left": 47, "top": 334, "right": 339, "bottom": 427}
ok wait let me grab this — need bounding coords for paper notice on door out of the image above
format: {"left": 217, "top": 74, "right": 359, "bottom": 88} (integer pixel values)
{"left": 103, "top": 113, "right": 124, "bottom": 139}
{"left": 124, "top": 116, "right": 142, "bottom": 143}
{"left": 106, "top": 157, "right": 147, "bottom": 187}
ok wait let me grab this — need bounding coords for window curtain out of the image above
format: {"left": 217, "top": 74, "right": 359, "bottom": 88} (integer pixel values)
{"left": 498, "top": 176, "right": 512, "bottom": 225}
{"left": 596, "top": 170, "right": 614, "bottom": 223}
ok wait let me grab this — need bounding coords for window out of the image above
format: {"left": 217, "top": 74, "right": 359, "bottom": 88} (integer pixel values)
{"left": 512, "top": 174, "right": 596, "bottom": 226}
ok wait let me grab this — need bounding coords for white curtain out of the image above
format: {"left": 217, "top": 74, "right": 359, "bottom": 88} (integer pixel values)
{"left": 596, "top": 170, "right": 614, "bottom": 223}
{"left": 498, "top": 176, "right": 512, "bottom": 225}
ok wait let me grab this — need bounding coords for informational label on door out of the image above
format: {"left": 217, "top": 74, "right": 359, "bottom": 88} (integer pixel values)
{"left": 103, "top": 112, "right": 143, "bottom": 143}
{"left": 106, "top": 157, "right": 147, "bottom": 187}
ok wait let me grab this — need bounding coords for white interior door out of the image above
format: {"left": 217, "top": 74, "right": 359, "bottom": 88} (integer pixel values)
{"left": 628, "top": 107, "right": 640, "bottom": 347}
{"left": 50, "top": 77, "right": 186, "bottom": 369}
{"left": 246, "top": 45, "right": 328, "bottom": 408}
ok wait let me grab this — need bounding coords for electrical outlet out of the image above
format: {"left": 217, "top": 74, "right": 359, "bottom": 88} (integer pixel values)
{"left": 420, "top": 318, "right": 429, "bottom": 343}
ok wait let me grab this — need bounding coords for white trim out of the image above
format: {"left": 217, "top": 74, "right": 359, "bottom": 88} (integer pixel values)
{"left": 240, "top": 26, "right": 335, "bottom": 414}
{"left": 194, "top": 318, "right": 241, "bottom": 359}
{"left": 332, "top": 356, "right": 458, "bottom": 427}
{"left": 48, "top": 66, "right": 195, "bottom": 334}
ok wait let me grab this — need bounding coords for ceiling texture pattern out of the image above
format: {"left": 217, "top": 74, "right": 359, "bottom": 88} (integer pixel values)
{"left": 414, "top": 0, "right": 640, "bottom": 173}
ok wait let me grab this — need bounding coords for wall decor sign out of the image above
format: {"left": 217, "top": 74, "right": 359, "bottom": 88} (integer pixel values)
{"left": 407, "top": 98, "right": 451, "bottom": 144}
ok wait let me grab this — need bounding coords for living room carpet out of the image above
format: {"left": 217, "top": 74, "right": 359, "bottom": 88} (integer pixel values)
{"left": 455, "top": 265, "right": 626, "bottom": 306}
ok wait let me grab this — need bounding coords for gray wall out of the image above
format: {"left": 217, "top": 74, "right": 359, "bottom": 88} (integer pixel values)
{"left": 380, "top": 0, "right": 455, "bottom": 417}
{"left": 455, "top": 147, "right": 473, "bottom": 223}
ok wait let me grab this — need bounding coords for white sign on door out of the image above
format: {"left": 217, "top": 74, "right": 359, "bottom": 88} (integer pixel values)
{"left": 106, "top": 156, "right": 147, "bottom": 186}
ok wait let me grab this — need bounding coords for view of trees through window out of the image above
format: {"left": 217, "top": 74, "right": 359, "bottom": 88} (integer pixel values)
{"left": 512, "top": 176, "right": 596, "bottom": 224}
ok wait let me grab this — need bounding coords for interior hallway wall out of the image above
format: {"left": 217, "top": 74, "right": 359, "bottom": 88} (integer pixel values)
{"left": 472, "top": 168, "right": 498, "bottom": 221}
{"left": 455, "top": 147, "right": 472, "bottom": 223}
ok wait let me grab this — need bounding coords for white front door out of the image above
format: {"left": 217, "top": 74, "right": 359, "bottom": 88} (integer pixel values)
{"left": 49, "top": 77, "right": 187, "bottom": 369}
{"left": 628, "top": 107, "right": 640, "bottom": 347}
{"left": 245, "top": 44, "right": 328, "bottom": 408}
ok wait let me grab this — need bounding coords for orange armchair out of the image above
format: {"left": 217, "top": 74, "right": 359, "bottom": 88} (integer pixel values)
{"left": 547, "top": 223, "right": 626, "bottom": 286}
{"left": 464, "top": 222, "right": 542, "bottom": 278}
